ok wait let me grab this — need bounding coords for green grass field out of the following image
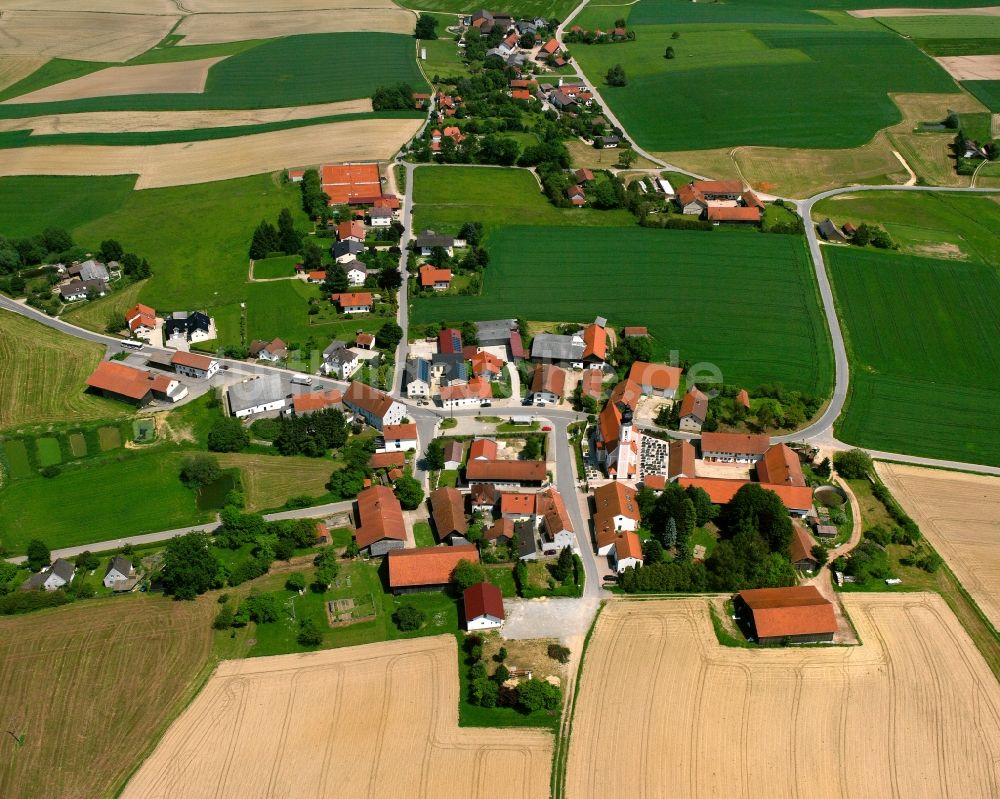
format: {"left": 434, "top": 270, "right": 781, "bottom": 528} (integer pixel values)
{"left": 964, "top": 81, "right": 1000, "bottom": 112}
{"left": 0, "top": 174, "right": 137, "bottom": 237}
{"left": 0, "top": 309, "right": 125, "bottom": 432}
{"left": 625, "top": 0, "right": 830, "bottom": 25}
{"left": 72, "top": 173, "right": 307, "bottom": 311}
{"left": 827, "top": 247, "right": 1000, "bottom": 466}
{"left": 412, "top": 225, "right": 833, "bottom": 394}
{"left": 0, "top": 34, "right": 427, "bottom": 118}
{"left": 813, "top": 192, "right": 1000, "bottom": 264}
{"left": 252, "top": 255, "right": 300, "bottom": 279}
{"left": 913, "top": 38, "right": 1000, "bottom": 56}
{"left": 571, "top": 10, "right": 957, "bottom": 150}
{"left": 0, "top": 450, "right": 209, "bottom": 552}
{"left": 421, "top": 38, "right": 472, "bottom": 80}
{"left": 412, "top": 165, "right": 633, "bottom": 233}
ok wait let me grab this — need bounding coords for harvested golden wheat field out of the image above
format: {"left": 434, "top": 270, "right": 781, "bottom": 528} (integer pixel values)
{"left": 878, "top": 462, "right": 1000, "bottom": 630}
{"left": 0, "top": 10, "right": 178, "bottom": 62}
{"left": 182, "top": 0, "right": 400, "bottom": 10}
{"left": 0, "top": 309, "right": 124, "bottom": 430}
{"left": 849, "top": 5, "right": 1000, "bottom": 16}
{"left": 121, "top": 636, "right": 553, "bottom": 799}
{"left": 0, "top": 117, "right": 422, "bottom": 188}
{"left": 0, "top": 596, "right": 215, "bottom": 799}
{"left": 566, "top": 596, "right": 1000, "bottom": 799}
{"left": 0, "top": 98, "right": 372, "bottom": 135}
{"left": 174, "top": 8, "right": 415, "bottom": 43}
{"left": 1, "top": 0, "right": 179, "bottom": 11}
{"left": 0, "top": 55, "right": 46, "bottom": 92}
{"left": 3, "top": 57, "right": 224, "bottom": 105}
{"left": 936, "top": 54, "right": 1000, "bottom": 81}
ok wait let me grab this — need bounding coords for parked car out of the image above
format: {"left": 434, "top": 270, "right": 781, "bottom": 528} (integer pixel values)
{"left": 542, "top": 425, "right": 552, "bottom": 431}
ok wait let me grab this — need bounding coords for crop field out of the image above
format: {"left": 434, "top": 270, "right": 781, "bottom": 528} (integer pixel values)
{"left": 411, "top": 165, "right": 634, "bottom": 233}
{"left": 813, "top": 190, "right": 1000, "bottom": 263}
{"left": 0, "top": 309, "right": 124, "bottom": 431}
{"left": 0, "top": 595, "right": 215, "bottom": 799}
{"left": 396, "top": 0, "right": 579, "bottom": 18}
{"left": 965, "top": 79, "right": 1000, "bottom": 111}
{"left": 571, "top": 7, "right": 957, "bottom": 151}
{"left": 0, "top": 55, "right": 46, "bottom": 92}
{"left": 412, "top": 224, "right": 833, "bottom": 394}
{"left": 877, "top": 14, "right": 1000, "bottom": 38}
{"left": 877, "top": 462, "right": 1000, "bottom": 629}
{"left": 175, "top": 9, "right": 415, "bottom": 44}
{"left": 827, "top": 247, "right": 1000, "bottom": 465}
{"left": 0, "top": 450, "right": 208, "bottom": 553}
{"left": 0, "top": 99, "right": 373, "bottom": 136}
{"left": 661, "top": 92, "right": 988, "bottom": 195}
{"left": 121, "top": 636, "right": 554, "bottom": 799}
{"left": 0, "top": 34, "right": 426, "bottom": 115}
{"left": 214, "top": 453, "right": 336, "bottom": 511}
{"left": 0, "top": 117, "right": 421, "bottom": 189}
{"left": 565, "top": 595, "right": 1000, "bottom": 799}
{"left": 0, "top": 10, "right": 178, "bottom": 63}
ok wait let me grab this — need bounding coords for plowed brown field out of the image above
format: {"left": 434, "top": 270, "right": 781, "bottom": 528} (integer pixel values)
{"left": 878, "top": 462, "right": 1000, "bottom": 629}
{"left": 566, "top": 596, "right": 1000, "bottom": 799}
{"left": 122, "top": 636, "right": 553, "bottom": 799}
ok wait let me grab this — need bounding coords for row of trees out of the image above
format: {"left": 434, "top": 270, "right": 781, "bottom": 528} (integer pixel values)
{"left": 299, "top": 168, "right": 331, "bottom": 221}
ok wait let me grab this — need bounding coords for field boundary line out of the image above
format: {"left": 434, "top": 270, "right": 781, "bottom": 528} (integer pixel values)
{"left": 551, "top": 599, "right": 605, "bottom": 799}
{"left": 110, "top": 652, "right": 219, "bottom": 798}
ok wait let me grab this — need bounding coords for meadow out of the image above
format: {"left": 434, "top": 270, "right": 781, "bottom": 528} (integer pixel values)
{"left": 213, "top": 452, "right": 336, "bottom": 512}
{"left": 827, "top": 247, "right": 1000, "bottom": 465}
{"left": 813, "top": 191, "right": 1000, "bottom": 264}
{"left": 0, "top": 34, "right": 427, "bottom": 117}
{"left": 412, "top": 224, "right": 833, "bottom": 394}
{"left": 0, "top": 596, "right": 216, "bottom": 799}
{"left": 0, "top": 309, "right": 125, "bottom": 431}
{"left": 0, "top": 173, "right": 137, "bottom": 236}
{"left": 0, "top": 450, "right": 210, "bottom": 552}
{"left": 876, "top": 15, "right": 1000, "bottom": 40}
{"left": 571, "top": 16, "right": 958, "bottom": 151}
{"left": 411, "top": 165, "right": 633, "bottom": 233}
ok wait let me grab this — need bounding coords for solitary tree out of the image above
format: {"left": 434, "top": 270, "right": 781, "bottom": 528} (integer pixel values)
{"left": 606, "top": 64, "right": 627, "bottom": 86}
{"left": 393, "top": 604, "right": 426, "bottom": 631}
{"left": 297, "top": 617, "right": 323, "bottom": 646}
{"left": 425, "top": 438, "right": 446, "bottom": 471}
{"left": 415, "top": 13, "right": 438, "bottom": 40}
{"left": 277, "top": 207, "right": 301, "bottom": 255}
{"left": 664, "top": 46, "right": 675, "bottom": 59}
{"left": 161, "top": 533, "right": 222, "bottom": 599}
{"left": 618, "top": 149, "right": 638, "bottom": 168}
{"left": 25, "top": 539, "right": 51, "bottom": 572}
{"left": 99, "top": 239, "right": 123, "bottom": 263}
{"left": 179, "top": 454, "right": 222, "bottom": 489}
{"left": 452, "top": 559, "right": 487, "bottom": 591}
{"left": 394, "top": 473, "right": 425, "bottom": 510}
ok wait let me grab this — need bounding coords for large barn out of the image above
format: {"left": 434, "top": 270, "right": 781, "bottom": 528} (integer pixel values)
{"left": 734, "top": 585, "right": 837, "bottom": 645}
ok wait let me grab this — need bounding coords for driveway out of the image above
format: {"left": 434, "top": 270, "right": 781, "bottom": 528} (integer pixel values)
{"left": 502, "top": 596, "right": 601, "bottom": 643}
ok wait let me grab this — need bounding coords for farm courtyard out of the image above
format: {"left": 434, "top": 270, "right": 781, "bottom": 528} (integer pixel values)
{"left": 566, "top": 596, "right": 1000, "bottom": 799}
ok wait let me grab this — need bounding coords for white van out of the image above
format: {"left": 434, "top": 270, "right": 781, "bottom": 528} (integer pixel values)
{"left": 289, "top": 375, "right": 313, "bottom": 386}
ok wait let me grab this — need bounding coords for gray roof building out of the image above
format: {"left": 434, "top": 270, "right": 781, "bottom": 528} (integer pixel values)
{"left": 432, "top": 352, "right": 468, "bottom": 382}
{"left": 414, "top": 230, "right": 454, "bottom": 249}
{"left": 406, "top": 357, "right": 431, "bottom": 385}
{"left": 477, "top": 318, "right": 517, "bottom": 345}
{"left": 531, "top": 332, "right": 584, "bottom": 363}
{"left": 332, "top": 240, "right": 365, "bottom": 259}
{"left": 227, "top": 375, "right": 285, "bottom": 415}
{"left": 515, "top": 520, "right": 539, "bottom": 559}
{"left": 73, "top": 259, "right": 110, "bottom": 282}
{"left": 323, "top": 340, "right": 348, "bottom": 359}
